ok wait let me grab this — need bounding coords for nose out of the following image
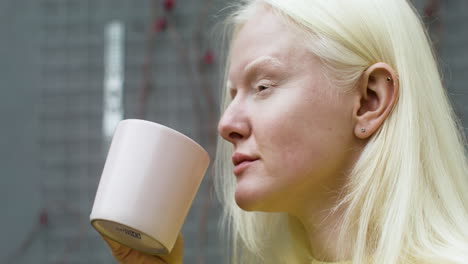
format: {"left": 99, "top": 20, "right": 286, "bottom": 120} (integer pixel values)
{"left": 217, "top": 100, "right": 250, "bottom": 145}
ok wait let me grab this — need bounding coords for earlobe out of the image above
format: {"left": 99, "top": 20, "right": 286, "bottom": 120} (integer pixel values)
{"left": 354, "top": 62, "right": 399, "bottom": 139}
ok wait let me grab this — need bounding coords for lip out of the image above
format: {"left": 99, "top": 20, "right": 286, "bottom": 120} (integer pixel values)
{"left": 233, "top": 159, "right": 258, "bottom": 176}
{"left": 232, "top": 152, "right": 259, "bottom": 176}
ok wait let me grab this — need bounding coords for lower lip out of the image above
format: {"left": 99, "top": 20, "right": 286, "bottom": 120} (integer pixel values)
{"left": 233, "top": 160, "right": 258, "bottom": 176}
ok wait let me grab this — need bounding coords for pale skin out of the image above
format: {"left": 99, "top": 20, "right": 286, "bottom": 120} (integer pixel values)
{"left": 102, "top": 4, "right": 399, "bottom": 263}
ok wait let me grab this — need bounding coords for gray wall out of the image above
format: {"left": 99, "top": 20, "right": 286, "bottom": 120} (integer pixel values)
{"left": 0, "top": 1, "right": 44, "bottom": 263}
{"left": 439, "top": 1, "right": 468, "bottom": 135}
{"left": 1, "top": 0, "right": 467, "bottom": 263}
{"left": 1, "top": 0, "right": 225, "bottom": 263}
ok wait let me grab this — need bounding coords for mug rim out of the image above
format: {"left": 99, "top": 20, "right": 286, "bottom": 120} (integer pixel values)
{"left": 121, "top": 119, "right": 209, "bottom": 159}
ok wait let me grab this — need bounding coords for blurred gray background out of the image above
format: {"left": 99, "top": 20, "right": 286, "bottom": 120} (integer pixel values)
{"left": 0, "top": 0, "right": 466, "bottom": 263}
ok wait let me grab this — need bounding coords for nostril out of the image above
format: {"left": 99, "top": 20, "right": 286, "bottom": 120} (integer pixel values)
{"left": 229, "top": 132, "right": 243, "bottom": 140}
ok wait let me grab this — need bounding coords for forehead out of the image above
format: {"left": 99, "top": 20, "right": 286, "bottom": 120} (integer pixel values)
{"left": 228, "top": 5, "right": 304, "bottom": 77}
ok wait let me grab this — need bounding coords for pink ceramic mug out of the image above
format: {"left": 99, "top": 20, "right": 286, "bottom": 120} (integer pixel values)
{"left": 90, "top": 119, "right": 210, "bottom": 255}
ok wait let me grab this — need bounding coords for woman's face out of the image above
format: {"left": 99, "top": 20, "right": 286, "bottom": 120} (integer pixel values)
{"left": 218, "top": 5, "right": 361, "bottom": 214}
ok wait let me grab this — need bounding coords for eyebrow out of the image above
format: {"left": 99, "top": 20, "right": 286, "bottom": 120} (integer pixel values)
{"left": 243, "top": 56, "right": 285, "bottom": 74}
{"left": 227, "top": 56, "right": 285, "bottom": 98}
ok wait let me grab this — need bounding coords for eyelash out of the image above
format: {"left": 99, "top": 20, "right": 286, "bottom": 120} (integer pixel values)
{"left": 256, "top": 85, "right": 269, "bottom": 92}
{"left": 229, "top": 82, "right": 274, "bottom": 100}
{"left": 255, "top": 81, "right": 275, "bottom": 94}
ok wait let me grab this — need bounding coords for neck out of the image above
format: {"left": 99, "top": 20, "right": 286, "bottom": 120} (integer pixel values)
{"left": 289, "top": 140, "right": 365, "bottom": 262}
{"left": 291, "top": 190, "right": 350, "bottom": 262}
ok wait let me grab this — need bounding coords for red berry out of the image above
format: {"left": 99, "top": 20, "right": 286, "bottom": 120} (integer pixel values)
{"left": 424, "top": 5, "right": 435, "bottom": 17}
{"left": 164, "top": 0, "right": 175, "bottom": 12}
{"left": 153, "top": 18, "right": 167, "bottom": 33}
{"left": 39, "top": 208, "right": 49, "bottom": 227}
{"left": 203, "top": 50, "right": 214, "bottom": 65}
{"left": 424, "top": 0, "right": 439, "bottom": 17}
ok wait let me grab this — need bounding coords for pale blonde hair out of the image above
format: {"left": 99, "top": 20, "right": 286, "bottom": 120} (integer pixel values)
{"left": 214, "top": 0, "right": 468, "bottom": 263}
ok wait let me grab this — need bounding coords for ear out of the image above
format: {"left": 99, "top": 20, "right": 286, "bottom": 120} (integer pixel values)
{"left": 354, "top": 62, "right": 399, "bottom": 139}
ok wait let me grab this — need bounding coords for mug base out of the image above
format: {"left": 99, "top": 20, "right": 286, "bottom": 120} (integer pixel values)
{"left": 91, "top": 219, "right": 169, "bottom": 255}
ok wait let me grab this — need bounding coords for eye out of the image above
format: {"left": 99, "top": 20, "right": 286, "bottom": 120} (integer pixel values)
{"left": 229, "top": 88, "right": 237, "bottom": 100}
{"left": 254, "top": 81, "right": 275, "bottom": 96}
{"left": 256, "top": 84, "right": 270, "bottom": 93}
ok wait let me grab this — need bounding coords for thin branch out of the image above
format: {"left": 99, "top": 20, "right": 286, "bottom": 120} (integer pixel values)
{"left": 166, "top": 14, "right": 204, "bottom": 141}
{"left": 138, "top": 0, "right": 159, "bottom": 119}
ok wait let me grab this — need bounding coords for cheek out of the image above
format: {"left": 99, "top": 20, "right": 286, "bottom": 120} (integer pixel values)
{"left": 235, "top": 90, "right": 355, "bottom": 211}
{"left": 255, "top": 91, "right": 353, "bottom": 178}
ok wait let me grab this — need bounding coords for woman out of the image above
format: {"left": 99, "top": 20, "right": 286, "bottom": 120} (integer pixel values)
{"left": 101, "top": 0, "right": 468, "bottom": 263}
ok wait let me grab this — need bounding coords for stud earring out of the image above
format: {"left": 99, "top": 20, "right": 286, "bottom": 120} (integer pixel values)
{"left": 361, "top": 128, "right": 366, "bottom": 133}
{"left": 387, "top": 77, "right": 392, "bottom": 82}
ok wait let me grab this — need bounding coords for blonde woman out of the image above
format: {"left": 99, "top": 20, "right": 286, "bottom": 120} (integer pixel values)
{"left": 101, "top": 0, "right": 468, "bottom": 263}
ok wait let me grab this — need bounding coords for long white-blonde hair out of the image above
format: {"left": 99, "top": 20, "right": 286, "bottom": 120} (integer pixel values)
{"left": 213, "top": 0, "right": 468, "bottom": 263}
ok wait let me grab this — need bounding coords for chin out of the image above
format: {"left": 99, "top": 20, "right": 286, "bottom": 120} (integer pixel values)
{"left": 234, "top": 183, "right": 279, "bottom": 212}
{"left": 234, "top": 193, "right": 258, "bottom": 211}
